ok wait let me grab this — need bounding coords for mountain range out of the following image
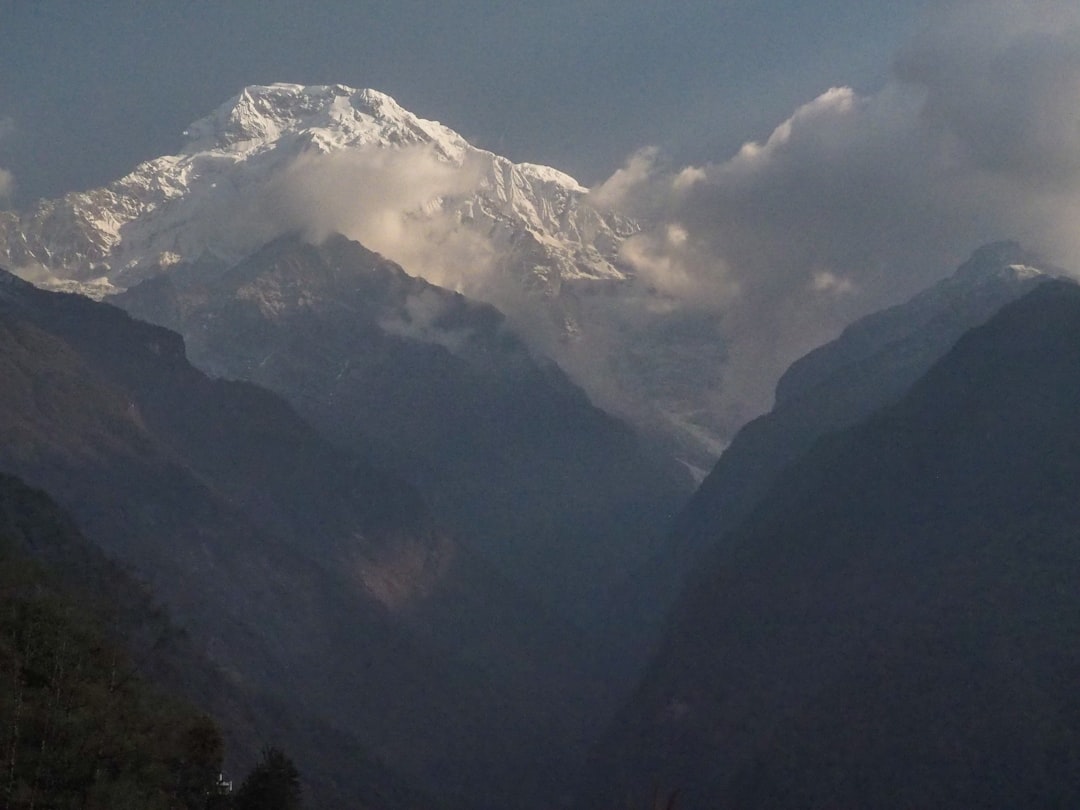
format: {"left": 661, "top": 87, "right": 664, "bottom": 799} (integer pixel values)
{"left": 3, "top": 79, "right": 1080, "bottom": 810}
{"left": 588, "top": 276, "right": 1080, "bottom": 808}
{"left": 0, "top": 82, "right": 730, "bottom": 468}
{"left": 604, "top": 240, "right": 1054, "bottom": 653}
{"left": 113, "top": 231, "right": 691, "bottom": 624}
{"left": 0, "top": 268, "right": 614, "bottom": 808}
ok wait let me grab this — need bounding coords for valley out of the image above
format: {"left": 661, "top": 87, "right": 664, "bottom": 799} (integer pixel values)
{"left": 2, "top": 73, "right": 1080, "bottom": 810}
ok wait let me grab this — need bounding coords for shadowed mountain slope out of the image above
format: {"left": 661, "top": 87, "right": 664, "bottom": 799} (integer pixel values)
{"left": 0, "top": 472, "right": 450, "bottom": 810}
{"left": 0, "top": 269, "right": 613, "bottom": 808}
{"left": 590, "top": 278, "right": 1080, "bottom": 808}
{"left": 115, "top": 232, "right": 692, "bottom": 625}
{"left": 607, "top": 241, "right": 1052, "bottom": 653}
{"left": 0, "top": 475, "right": 226, "bottom": 810}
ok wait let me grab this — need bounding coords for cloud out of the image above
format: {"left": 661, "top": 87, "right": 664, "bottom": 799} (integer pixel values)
{"left": 811, "top": 271, "right": 856, "bottom": 296}
{"left": 267, "top": 146, "right": 497, "bottom": 292}
{"left": 378, "top": 286, "right": 477, "bottom": 355}
{"left": 0, "top": 117, "right": 15, "bottom": 205}
{"left": 588, "top": 146, "right": 664, "bottom": 214}
{"left": 169, "top": 144, "right": 497, "bottom": 294}
{"left": 591, "top": 0, "right": 1080, "bottom": 427}
{"left": 0, "top": 168, "right": 14, "bottom": 204}
{"left": 895, "top": 0, "right": 1080, "bottom": 184}
{"left": 271, "top": 147, "right": 475, "bottom": 245}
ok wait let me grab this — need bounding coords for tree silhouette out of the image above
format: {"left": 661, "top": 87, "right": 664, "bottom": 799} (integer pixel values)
{"left": 233, "top": 746, "right": 302, "bottom": 810}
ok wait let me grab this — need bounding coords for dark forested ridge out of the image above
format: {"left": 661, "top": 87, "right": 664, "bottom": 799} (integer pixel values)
{"left": 0, "top": 472, "right": 225, "bottom": 809}
{"left": 0, "top": 471, "right": 450, "bottom": 810}
{"left": 589, "top": 278, "right": 1080, "bottom": 807}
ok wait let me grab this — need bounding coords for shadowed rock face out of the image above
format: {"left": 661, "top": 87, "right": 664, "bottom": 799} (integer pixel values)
{"left": 605, "top": 241, "right": 1052, "bottom": 657}
{"left": 115, "top": 232, "right": 693, "bottom": 627}
{"left": 0, "top": 268, "right": 616, "bottom": 809}
{"left": 589, "top": 278, "right": 1080, "bottom": 809}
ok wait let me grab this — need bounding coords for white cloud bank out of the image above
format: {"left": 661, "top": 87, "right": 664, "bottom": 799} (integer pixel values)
{"left": 180, "top": 144, "right": 491, "bottom": 286}
{"left": 269, "top": 147, "right": 492, "bottom": 286}
{"left": 589, "top": 0, "right": 1080, "bottom": 423}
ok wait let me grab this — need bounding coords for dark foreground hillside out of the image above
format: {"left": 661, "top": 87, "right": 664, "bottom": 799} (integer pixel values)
{"left": 606, "top": 241, "right": 1051, "bottom": 656}
{"left": 590, "top": 279, "right": 1080, "bottom": 808}
{"left": 0, "top": 471, "right": 452, "bottom": 810}
{"left": 0, "top": 268, "right": 609, "bottom": 809}
{"left": 0, "top": 473, "right": 225, "bottom": 809}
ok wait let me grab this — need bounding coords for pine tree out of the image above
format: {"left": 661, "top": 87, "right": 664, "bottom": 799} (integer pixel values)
{"left": 233, "top": 746, "right": 302, "bottom": 810}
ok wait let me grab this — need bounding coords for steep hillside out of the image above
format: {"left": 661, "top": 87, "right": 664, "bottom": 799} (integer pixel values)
{"left": 0, "top": 473, "right": 227, "bottom": 809}
{"left": 590, "top": 278, "right": 1080, "bottom": 807}
{"left": 607, "top": 242, "right": 1052, "bottom": 651}
{"left": 0, "top": 269, "right": 612, "bottom": 808}
{"left": 115, "top": 232, "right": 691, "bottom": 623}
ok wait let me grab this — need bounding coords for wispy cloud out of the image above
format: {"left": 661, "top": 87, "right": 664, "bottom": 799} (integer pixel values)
{"left": 166, "top": 143, "right": 495, "bottom": 290}
{"left": 269, "top": 146, "right": 495, "bottom": 291}
{"left": 589, "top": 0, "right": 1080, "bottom": 425}
{"left": 0, "top": 117, "right": 15, "bottom": 205}
{"left": 0, "top": 169, "right": 14, "bottom": 205}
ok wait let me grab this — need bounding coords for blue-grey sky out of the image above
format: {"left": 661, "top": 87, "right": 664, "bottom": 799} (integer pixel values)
{"left": 1, "top": 0, "right": 928, "bottom": 203}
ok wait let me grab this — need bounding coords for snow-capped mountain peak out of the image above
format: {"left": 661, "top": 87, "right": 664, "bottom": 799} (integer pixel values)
{"left": 0, "top": 82, "right": 728, "bottom": 467}
{"left": 180, "top": 83, "right": 470, "bottom": 161}
{"left": 952, "top": 240, "right": 1054, "bottom": 284}
{"left": 0, "top": 82, "right": 619, "bottom": 289}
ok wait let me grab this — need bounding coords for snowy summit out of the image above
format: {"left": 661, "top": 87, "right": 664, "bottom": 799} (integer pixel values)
{"left": 0, "top": 83, "right": 730, "bottom": 468}
{"left": 0, "top": 83, "right": 630, "bottom": 293}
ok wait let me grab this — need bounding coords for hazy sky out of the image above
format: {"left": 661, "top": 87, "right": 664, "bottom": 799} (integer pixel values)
{"left": 1, "top": 0, "right": 928, "bottom": 203}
